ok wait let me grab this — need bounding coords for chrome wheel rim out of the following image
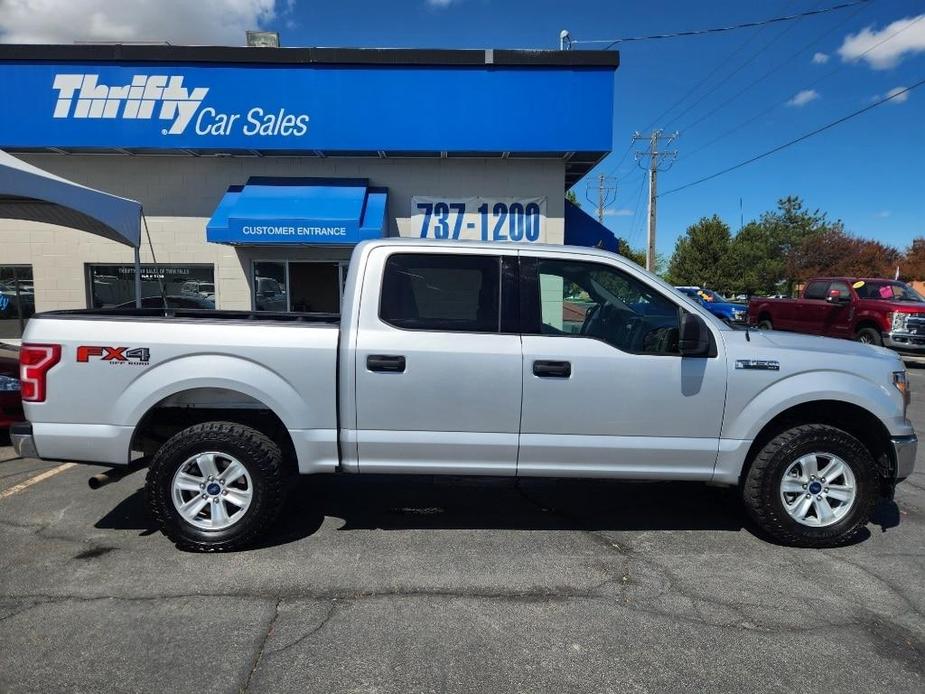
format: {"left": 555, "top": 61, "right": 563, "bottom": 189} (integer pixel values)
{"left": 171, "top": 452, "right": 253, "bottom": 530}
{"left": 858, "top": 333, "right": 872, "bottom": 344}
{"left": 779, "top": 452, "right": 856, "bottom": 528}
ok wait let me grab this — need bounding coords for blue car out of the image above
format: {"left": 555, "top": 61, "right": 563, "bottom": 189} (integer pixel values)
{"left": 675, "top": 286, "right": 747, "bottom": 325}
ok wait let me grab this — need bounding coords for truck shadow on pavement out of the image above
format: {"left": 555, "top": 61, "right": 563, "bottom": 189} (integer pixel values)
{"left": 93, "top": 474, "right": 902, "bottom": 550}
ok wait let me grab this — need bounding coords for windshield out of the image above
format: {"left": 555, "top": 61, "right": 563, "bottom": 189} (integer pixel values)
{"left": 854, "top": 281, "right": 924, "bottom": 302}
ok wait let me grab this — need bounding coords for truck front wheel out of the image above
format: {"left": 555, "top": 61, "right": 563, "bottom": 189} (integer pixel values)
{"left": 742, "top": 424, "right": 877, "bottom": 547}
{"left": 146, "top": 422, "right": 285, "bottom": 552}
{"left": 855, "top": 326, "right": 882, "bottom": 346}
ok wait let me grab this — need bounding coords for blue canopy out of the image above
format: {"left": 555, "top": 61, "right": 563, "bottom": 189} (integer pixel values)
{"left": 563, "top": 199, "right": 620, "bottom": 253}
{"left": 207, "top": 177, "right": 388, "bottom": 245}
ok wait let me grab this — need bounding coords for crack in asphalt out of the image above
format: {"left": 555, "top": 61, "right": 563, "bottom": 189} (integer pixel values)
{"left": 264, "top": 599, "right": 339, "bottom": 657}
{"left": 241, "top": 598, "right": 281, "bottom": 694}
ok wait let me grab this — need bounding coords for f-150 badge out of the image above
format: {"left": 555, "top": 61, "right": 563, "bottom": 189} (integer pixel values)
{"left": 735, "top": 359, "right": 780, "bottom": 371}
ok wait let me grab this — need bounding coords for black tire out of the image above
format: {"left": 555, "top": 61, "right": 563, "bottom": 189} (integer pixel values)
{"left": 742, "top": 424, "right": 878, "bottom": 548}
{"left": 855, "top": 326, "right": 883, "bottom": 346}
{"left": 757, "top": 318, "right": 773, "bottom": 330}
{"left": 146, "top": 422, "right": 285, "bottom": 552}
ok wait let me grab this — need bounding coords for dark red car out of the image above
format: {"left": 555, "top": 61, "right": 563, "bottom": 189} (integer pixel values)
{"left": 0, "top": 354, "right": 24, "bottom": 430}
{"left": 748, "top": 277, "right": 925, "bottom": 354}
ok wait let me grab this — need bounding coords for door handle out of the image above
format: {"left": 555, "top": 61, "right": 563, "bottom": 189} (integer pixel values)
{"left": 367, "top": 354, "right": 406, "bottom": 373}
{"left": 533, "top": 360, "right": 571, "bottom": 378}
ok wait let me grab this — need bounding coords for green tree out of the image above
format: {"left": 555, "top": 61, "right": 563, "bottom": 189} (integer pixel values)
{"left": 565, "top": 189, "right": 580, "bottom": 209}
{"left": 618, "top": 242, "right": 668, "bottom": 276}
{"left": 725, "top": 221, "right": 786, "bottom": 296}
{"left": 720, "top": 196, "right": 841, "bottom": 295}
{"left": 666, "top": 215, "right": 732, "bottom": 288}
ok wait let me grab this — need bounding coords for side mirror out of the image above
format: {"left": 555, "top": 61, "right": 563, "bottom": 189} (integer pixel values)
{"left": 679, "top": 312, "right": 711, "bottom": 357}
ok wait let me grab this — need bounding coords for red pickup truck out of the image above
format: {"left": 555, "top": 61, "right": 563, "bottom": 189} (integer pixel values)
{"left": 748, "top": 277, "right": 925, "bottom": 353}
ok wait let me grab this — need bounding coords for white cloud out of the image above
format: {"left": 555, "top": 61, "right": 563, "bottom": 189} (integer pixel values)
{"left": 786, "top": 89, "right": 820, "bottom": 107}
{"left": 875, "top": 210, "right": 892, "bottom": 218}
{"left": 604, "top": 208, "right": 633, "bottom": 217}
{"left": 838, "top": 14, "right": 925, "bottom": 70}
{"left": 811, "top": 51, "right": 829, "bottom": 64}
{"left": 427, "top": 0, "right": 458, "bottom": 7}
{"left": 884, "top": 85, "right": 910, "bottom": 103}
{"left": 0, "top": 0, "right": 280, "bottom": 45}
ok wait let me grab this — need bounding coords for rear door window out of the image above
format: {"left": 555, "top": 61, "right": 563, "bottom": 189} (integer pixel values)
{"left": 804, "top": 281, "right": 829, "bottom": 300}
{"left": 379, "top": 253, "right": 500, "bottom": 333}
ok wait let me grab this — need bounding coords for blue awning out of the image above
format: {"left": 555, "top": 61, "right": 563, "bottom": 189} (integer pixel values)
{"left": 206, "top": 177, "right": 388, "bottom": 245}
{"left": 563, "top": 199, "right": 620, "bottom": 253}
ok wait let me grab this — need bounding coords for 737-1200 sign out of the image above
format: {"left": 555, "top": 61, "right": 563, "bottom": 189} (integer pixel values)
{"left": 410, "top": 196, "right": 547, "bottom": 243}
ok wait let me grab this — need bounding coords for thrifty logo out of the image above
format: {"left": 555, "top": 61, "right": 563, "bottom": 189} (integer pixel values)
{"left": 52, "top": 74, "right": 208, "bottom": 135}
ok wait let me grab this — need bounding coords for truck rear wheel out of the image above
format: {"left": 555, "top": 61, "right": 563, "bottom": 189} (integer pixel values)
{"left": 757, "top": 317, "right": 773, "bottom": 330}
{"left": 741, "top": 424, "right": 877, "bottom": 547}
{"left": 146, "top": 422, "right": 285, "bottom": 552}
{"left": 855, "top": 327, "right": 882, "bottom": 346}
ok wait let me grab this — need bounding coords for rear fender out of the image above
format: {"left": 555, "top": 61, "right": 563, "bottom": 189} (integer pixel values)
{"left": 116, "top": 354, "right": 314, "bottom": 431}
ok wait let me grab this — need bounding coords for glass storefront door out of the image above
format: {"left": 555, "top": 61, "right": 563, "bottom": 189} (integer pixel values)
{"left": 253, "top": 260, "right": 347, "bottom": 313}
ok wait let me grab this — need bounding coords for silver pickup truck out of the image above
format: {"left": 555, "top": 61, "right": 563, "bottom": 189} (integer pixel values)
{"left": 12, "top": 240, "right": 917, "bottom": 550}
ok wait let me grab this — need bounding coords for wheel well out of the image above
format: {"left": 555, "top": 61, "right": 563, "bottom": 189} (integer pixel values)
{"left": 131, "top": 388, "right": 297, "bottom": 473}
{"left": 854, "top": 320, "right": 880, "bottom": 335}
{"left": 758, "top": 312, "right": 772, "bottom": 324}
{"left": 741, "top": 400, "right": 893, "bottom": 486}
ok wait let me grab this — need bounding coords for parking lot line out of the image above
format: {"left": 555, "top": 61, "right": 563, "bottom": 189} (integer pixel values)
{"left": 0, "top": 463, "right": 76, "bottom": 500}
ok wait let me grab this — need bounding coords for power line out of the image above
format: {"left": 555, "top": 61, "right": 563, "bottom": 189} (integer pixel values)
{"left": 659, "top": 80, "right": 925, "bottom": 198}
{"left": 675, "top": 0, "right": 872, "bottom": 135}
{"left": 635, "top": 2, "right": 788, "bottom": 138}
{"left": 568, "top": 0, "right": 870, "bottom": 49}
{"left": 665, "top": 3, "right": 808, "bottom": 132}
{"left": 678, "top": 11, "right": 925, "bottom": 165}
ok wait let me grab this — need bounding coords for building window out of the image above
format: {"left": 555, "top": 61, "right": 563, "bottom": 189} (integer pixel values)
{"left": 0, "top": 265, "right": 34, "bottom": 339}
{"left": 253, "top": 261, "right": 348, "bottom": 313}
{"left": 87, "top": 264, "right": 215, "bottom": 309}
{"left": 379, "top": 253, "right": 501, "bottom": 333}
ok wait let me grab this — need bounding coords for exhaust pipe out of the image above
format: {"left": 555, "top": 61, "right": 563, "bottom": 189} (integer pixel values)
{"left": 88, "top": 460, "right": 146, "bottom": 490}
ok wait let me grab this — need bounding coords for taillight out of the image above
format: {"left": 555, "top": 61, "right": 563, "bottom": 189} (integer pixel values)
{"left": 19, "top": 343, "right": 61, "bottom": 402}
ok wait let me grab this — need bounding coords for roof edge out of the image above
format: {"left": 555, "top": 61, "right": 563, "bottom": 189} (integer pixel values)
{"left": 0, "top": 44, "right": 619, "bottom": 69}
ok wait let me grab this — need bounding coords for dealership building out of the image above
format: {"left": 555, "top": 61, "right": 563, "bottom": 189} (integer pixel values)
{"left": 0, "top": 43, "right": 619, "bottom": 336}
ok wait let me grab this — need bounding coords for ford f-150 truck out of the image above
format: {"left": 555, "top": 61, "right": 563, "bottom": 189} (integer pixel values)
{"left": 748, "top": 277, "right": 925, "bottom": 353}
{"left": 11, "top": 241, "right": 917, "bottom": 551}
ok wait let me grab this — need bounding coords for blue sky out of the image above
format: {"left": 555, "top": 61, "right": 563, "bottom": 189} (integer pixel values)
{"left": 271, "top": 0, "right": 925, "bottom": 256}
{"left": 2, "top": 0, "right": 921, "bottom": 256}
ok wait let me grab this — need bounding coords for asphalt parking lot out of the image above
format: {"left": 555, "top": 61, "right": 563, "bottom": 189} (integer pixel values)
{"left": 1, "top": 374, "right": 923, "bottom": 693}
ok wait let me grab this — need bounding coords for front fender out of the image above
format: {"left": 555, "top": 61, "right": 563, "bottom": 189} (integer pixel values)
{"left": 116, "top": 353, "right": 314, "bottom": 430}
{"left": 724, "top": 369, "right": 905, "bottom": 442}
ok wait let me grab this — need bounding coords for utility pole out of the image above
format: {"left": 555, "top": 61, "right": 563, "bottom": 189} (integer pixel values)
{"left": 633, "top": 130, "right": 678, "bottom": 272}
{"left": 585, "top": 174, "right": 617, "bottom": 224}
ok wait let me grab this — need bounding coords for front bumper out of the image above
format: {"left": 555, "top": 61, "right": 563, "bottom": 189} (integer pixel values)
{"left": 9, "top": 422, "right": 38, "bottom": 459}
{"left": 883, "top": 332, "right": 925, "bottom": 353}
{"left": 891, "top": 434, "right": 917, "bottom": 481}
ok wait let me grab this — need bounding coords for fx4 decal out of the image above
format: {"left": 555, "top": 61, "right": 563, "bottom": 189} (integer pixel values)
{"left": 77, "top": 346, "right": 151, "bottom": 365}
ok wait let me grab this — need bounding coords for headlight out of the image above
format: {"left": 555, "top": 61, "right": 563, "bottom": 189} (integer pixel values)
{"left": 893, "top": 371, "right": 911, "bottom": 415}
{"left": 891, "top": 312, "right": 910, "bottom": 333}
{"left": 732, "top": 309, "right": 746, "bottom": 321}
{"left": 0, "top": 374, "right": 20, "bottom": 392}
